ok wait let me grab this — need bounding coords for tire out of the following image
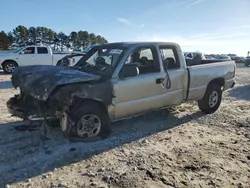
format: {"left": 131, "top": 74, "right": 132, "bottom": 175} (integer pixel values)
{"left": 244, "top": 61, "right": 250, "bottom": 67}
{"left": 56, "top": 59, "right": 69, "bottom": 66}
{"left": 2, "top": 60, "right": 18, "bottom": 74}
{"left": 198, "top": 84, "right": 222, "bottom": 114}
{"left": 62, "top": 102, "right": 112, "bottom": 141}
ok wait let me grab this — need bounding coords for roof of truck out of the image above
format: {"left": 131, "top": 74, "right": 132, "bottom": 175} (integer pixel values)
{"left": 96, "top": 42, "right": 179, "bottom": 48}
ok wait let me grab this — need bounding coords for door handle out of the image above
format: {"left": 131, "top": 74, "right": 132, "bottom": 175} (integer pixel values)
{"left": 156, "top": 78, "right": 164, "bottom": 84}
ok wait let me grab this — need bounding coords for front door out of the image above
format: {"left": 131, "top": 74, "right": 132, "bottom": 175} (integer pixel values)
{"left": 113, "top": 46, "right": 169, "bottom": 120}
{"left": 18, "top": 47, "right": 38, "bottom": 66}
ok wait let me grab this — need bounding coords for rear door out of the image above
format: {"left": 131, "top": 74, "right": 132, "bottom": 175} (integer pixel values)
{"left": 37, "top": 47, "right": 52, "bottom": 65}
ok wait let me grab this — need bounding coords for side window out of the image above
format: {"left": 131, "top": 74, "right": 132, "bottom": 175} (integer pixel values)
{"left": 123, "top": 47, "right": 160, "bottom": 75}
{"left": 187, "top": 53, "right": 193, "bottom": 59}
{"left": 37, "top": 47, "right": 48, "bottom": 54}
{"left": 23, "top": 47, "right": 35, "bottom": 54}
{"left": 160, "top": 46, "right": 180, "bottom": 70}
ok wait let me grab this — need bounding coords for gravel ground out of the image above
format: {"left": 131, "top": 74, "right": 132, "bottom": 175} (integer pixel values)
{"left": 0, "top": 64, "right": 250, "bottom": 188}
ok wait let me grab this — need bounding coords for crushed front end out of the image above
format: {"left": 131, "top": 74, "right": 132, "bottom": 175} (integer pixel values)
{"left": 6, "top": 65, "right": 111, "bottom": 139}
{"left": 7, "top": 90, "right": 59, "bottom": 127}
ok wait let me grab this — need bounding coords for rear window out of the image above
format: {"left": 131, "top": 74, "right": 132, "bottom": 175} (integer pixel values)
{"left": 37, "top": 47, "right": 48, "bottom": 54}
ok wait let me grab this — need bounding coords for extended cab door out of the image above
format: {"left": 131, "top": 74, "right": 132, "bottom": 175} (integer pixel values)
{"left": 158, "top": 45, "right": 188, "bottom": 106}
{"left": 113, "top": 45, "right": 171, "bottom": 120}
{"left": 36, "top": 47, "right": 52, "bottom": 65}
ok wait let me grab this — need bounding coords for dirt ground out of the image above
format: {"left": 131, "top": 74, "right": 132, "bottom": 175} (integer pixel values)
{"left": 0, "top": 64, "right": 250, "bottom": 188}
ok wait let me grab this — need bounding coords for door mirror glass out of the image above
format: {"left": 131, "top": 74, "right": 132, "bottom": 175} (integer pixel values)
{"left": 120, "top": 64, "right": 139, "bottom": 78}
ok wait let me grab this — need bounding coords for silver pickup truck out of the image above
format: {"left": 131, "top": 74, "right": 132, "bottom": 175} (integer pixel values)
{"left": 7, "top": 42, "right": 236, "bottom": 140}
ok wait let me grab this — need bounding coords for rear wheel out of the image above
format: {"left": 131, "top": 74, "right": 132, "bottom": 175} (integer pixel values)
{"left": 198, "top": 84, "right": 222, "bottom": 114}
{"left": 2, "top": 61, "right": 18, "bottom": 74}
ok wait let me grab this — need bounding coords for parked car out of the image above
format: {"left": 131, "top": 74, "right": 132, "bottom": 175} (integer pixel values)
{"left": 245, "top": 56, "right": 250, "bottom": 66}
{"left": 0, "top": 45, "right": 69, "bottom": 73}
{"left": 7, "top": 42, "right": 236, "bottom": 141}
{"left": 57, "top": 44, "right": 101, "bottom": 67}
{"left": 216, "top": 55, "right": 231, "bottom": 61}
{"left": 184, "top": 52, "right": 228, "bottom": 66}
{"left": 184, "top": 52, "right": 206, "bottom": 60}
{"left": 230, "top": 56, "right": 245, "bottom": 63}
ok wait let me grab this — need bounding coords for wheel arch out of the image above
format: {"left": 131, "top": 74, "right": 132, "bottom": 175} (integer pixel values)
{"left": 2, "top": 59, "right": 19, "bottom": 67}
{"left": 69, "top": 96, "right": 109, "bottom": 117}
{"left": 207, "top": 77, "right": 225, "bottom": 89}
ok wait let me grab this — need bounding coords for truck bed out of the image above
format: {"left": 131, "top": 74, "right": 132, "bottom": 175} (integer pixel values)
{"left": 187, "top": 60, "right": 235, "bottom": 101}
{"left": 187, "top": 59, "right": 228, "bottom": 66}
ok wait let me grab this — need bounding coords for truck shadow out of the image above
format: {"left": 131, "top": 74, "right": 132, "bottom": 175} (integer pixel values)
{"left": 0, "top": 81, "right": 13, "bottom": 89}
{"left": 228, "top": 84, "right": 250, "bottom": 101}
{"left": 0, "top": 108, "right": 204, "bottom": 186}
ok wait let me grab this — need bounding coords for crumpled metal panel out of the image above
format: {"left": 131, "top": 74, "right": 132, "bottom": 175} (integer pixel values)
{"left": 11, "top": 65, "right": 101, "bottom": 101}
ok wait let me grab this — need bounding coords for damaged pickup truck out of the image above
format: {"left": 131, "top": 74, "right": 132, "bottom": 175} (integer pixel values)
{"left": 7, "top": 42, "right": 236, "bottom": 140}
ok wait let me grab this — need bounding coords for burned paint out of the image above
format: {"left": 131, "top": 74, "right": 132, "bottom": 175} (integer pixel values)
{"left": 11, "top": 65, "right": 101, "bottom": 101}
{"left": 52, "top": 81, "right": 113, "bottom": 108}
{"left": 10, "top": 65, "right": 114, "bottom": 118}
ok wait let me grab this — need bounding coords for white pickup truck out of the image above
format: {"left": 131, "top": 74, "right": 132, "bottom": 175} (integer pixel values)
{"left": 7, "top": 42, "right": 236, "bottom": 141}
{"left": 0, "top": 45, "right": 69, "bottom": 73}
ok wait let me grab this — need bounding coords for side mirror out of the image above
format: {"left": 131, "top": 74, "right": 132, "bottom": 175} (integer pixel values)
{"left": 19, "top": 51, "right": 24, "bottom": 54}
{"left": 120, "top": 64, "right": 139, "bottom": 78}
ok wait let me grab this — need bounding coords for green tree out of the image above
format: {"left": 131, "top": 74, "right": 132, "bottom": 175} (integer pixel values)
{"left": 89, "top": 33, "right": 96, "bottom": 45}
{"left": 12, "top": 25, "right": 28, "bottom": 46}
{"left": 96, "top": 35, "right": 108, "bottom": 44}
{"left": 57, "top": 32, "right": 69, "bottom": 51}
{"left": 28, "top": 27, "right": 37, "bottom": 45}
{"left": 2, "top": 25, "right": 108, "bottom": 49}
{"left": 0, "top": 31, "right": 11, "bottom": 50}
{"left": 69, "top": 31, "right": 78, "bottom": 50}
{"left": 77, "top": 30, "right": 89, "bottom": 50}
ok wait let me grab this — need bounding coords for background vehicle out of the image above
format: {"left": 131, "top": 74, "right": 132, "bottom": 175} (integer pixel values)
{"left": 245, "top": 56, "right": 250, "bottom": 66}
{"left": 56, "top": 44, "right": 101, "bottom": 67}
{"left": 56, "top": 52, "right": 86, "bottom": 67}
{"left": 7, "top": 42, "right": 236, "bottom": 141}
{"left": 230, "top": 56, "right": 245, "bottom": 63}
{"left": 184, "top": 52, "right": 229, "bottom": 66}
{"left": 0, "top": 45, "right": 69, "bottom": 73}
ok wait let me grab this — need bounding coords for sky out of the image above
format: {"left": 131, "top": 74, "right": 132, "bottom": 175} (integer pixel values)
{"left": 2, "top": 0, "right": 250, "bottom": 56}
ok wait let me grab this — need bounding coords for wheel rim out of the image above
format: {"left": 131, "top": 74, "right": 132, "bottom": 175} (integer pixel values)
{"left": 5, "top": 63, "right": 16, "bottom": 73}
{"left": 76, "top": 114, "right": 101, "bottom": 138}
{"left": 209, "top": 91, "right": 219, "bottom": 107}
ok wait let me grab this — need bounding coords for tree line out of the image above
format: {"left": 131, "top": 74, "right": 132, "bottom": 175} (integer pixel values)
{"left": 0, "top": 25, "right": 108, "bottom": 51}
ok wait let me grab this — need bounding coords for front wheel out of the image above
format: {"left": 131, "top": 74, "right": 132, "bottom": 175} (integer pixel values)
{"left": 61, "top": 102, "right": 112, "bottom": 141}
{"left": 2, "top": 61, "right": 18, "bottom": 74}
{"left": 198, "top": 84, "right": 222, "bottom": 114}
{"left": 244, "top": 61, "right": 250, "bottom": 67}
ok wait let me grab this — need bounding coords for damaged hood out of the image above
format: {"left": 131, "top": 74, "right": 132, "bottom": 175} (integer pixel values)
{"left": 12, "top": 65, "right": 101, "bottom": 101}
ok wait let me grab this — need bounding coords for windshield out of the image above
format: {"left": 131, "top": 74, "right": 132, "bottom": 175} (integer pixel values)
{"left": 82, "top": 44, "right": 100, "bottom": 53}
{"left": 74, "top": 46, "right": 124, "bottom": 77}
{"left": 13, "top": 47, "right": 24, "bottom": 53}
